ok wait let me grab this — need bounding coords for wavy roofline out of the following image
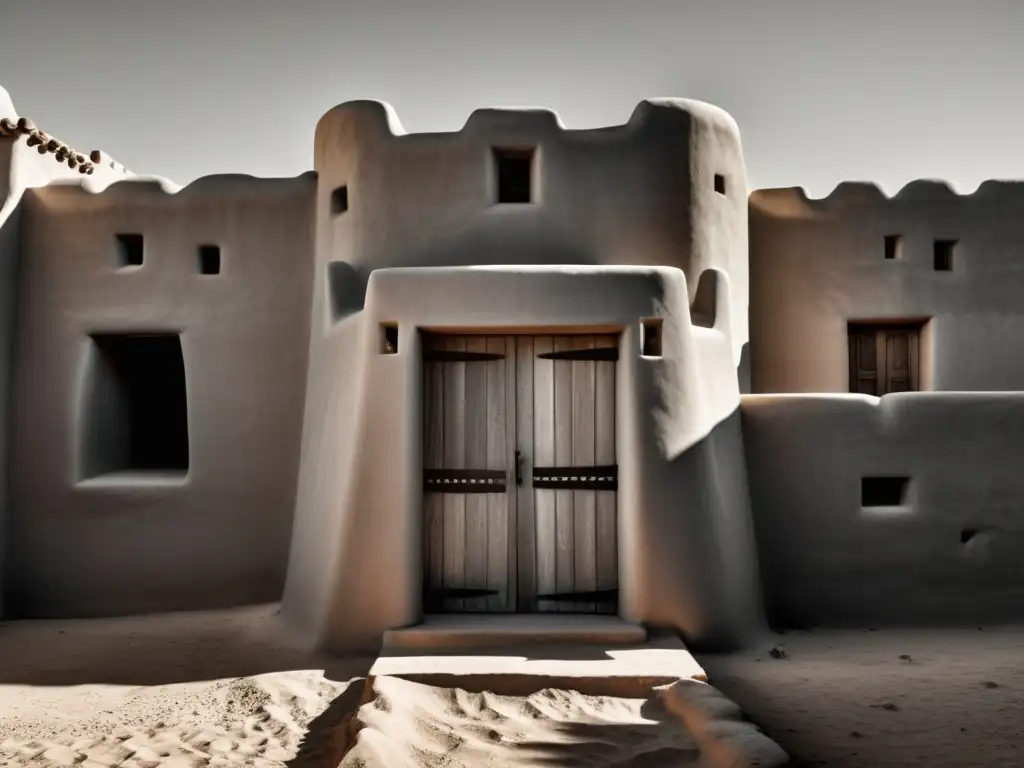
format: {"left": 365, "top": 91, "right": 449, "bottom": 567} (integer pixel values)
{"left": 315, "top": 97, "right": 740, "bottom": 142}
{"left": 750, "top": 178, "right": 1024, "bottom": 207}
{"left": 29, "top": 171, "right": 317, "bottom": 199}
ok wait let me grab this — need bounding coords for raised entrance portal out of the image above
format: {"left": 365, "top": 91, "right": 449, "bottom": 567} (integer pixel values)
{"left": 422, "top": 333, "right": 618, "bottom": 615}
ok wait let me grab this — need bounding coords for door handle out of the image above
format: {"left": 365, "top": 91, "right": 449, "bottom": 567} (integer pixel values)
{"left": 515, "top": 450, "right": 524, "bottom": 487}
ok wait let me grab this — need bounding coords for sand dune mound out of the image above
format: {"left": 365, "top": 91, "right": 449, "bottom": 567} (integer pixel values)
{"left": 340, "top": 675, "right": 787, "bottom": 768}
{"left": 0, "top": 670, "right": 356, "bottom": 768}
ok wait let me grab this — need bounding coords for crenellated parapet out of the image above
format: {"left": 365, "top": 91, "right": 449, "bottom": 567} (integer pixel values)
{"left": 312, "top": 98, "right": 750, "bottom": 360}
{"left": 748, "top": 177, "right": 1024, "bottom": 394}
{"left": 750, "top": 179, "right": 1024, "bottom": 217}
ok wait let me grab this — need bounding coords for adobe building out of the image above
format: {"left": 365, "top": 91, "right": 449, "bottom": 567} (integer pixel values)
{"left": 2, "top": 84, "right": 1024, "bottom": 655}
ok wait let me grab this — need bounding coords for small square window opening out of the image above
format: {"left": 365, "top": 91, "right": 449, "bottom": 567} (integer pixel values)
{"left": 198, "top": 244, "right": 221, "bottom": 275}
{"left": 381, "top": 324, "right": 399, "bottom": 354}
{"left": 493, "top": 148, "right": 534, "bottom": 204}
{"left": 115, "top": 233, "right": 144, "bottom": 268}
{"left": 331, "top": 185, "right": 349, "bottom": 216}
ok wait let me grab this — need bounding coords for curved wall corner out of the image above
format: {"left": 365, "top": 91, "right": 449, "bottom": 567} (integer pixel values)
{"left": 1, "top": 85, "right": 188, "bottom": 618}
{"left": 0, "top": 137, "right": 18, "bottom": 617}
{"left": 1, "top": 117, "right": 134, "bottom": 616}
{"left": 624, "top": 266, "right": 765, "bottom": 651}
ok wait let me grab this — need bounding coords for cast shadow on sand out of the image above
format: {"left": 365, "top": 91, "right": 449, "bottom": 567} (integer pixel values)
{"left": 0, "top": 604, "right": 373, "bottom": 687}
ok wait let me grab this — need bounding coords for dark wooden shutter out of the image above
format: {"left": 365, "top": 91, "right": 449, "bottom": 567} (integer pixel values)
{"left": 849, "top": 329, "right": 880, "bottom": 395}
{"left": 881, "top": 329, "right": 919, "bottom": 394}
{"left": 849, "top": 325, "right": 920, "bottom": 395}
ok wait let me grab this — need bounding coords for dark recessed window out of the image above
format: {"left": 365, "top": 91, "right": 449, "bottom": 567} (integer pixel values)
{"left": 690, "top": 270, "right": 718, "bottom": 329}
{"left": 331, "top": 185, "right": 349, "bottom": 216}
{"left": 381, "top": 323, "right": 398, "bottom": 354}
{"left": 115, "top": 233, "right": 144, "bottom": 268}
{"left": 641, "top": 318, "right": 663, "bottom": 357}
{"left": 861, "top": 476, "right": 910, "bottom": 507}
{"left": 934, "top": 240, "right": 956, "bottom": 271}
{"left": 848, "top": 323, "right": 923, "bottom": 395}
{"left": 81, "top": 333, "right": 189, "bottom": 479}
{"left": 884, "top": 235, "right": 903, "bottom": 260}
{"left": 198, "top": 244, "right": 221, "bottom": 275}
{"left": 494, "top": 147, "right": 534, "bottom": 204}
{"left": 714, "top": 174, "right": 726, "bottom": 195}
{"left": 328, "top": 260, "right": 367, "bottom": 320}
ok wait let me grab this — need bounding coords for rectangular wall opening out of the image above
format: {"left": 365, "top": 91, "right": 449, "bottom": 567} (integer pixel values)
{"left": 714, "top": 174, "right": 726, "bottom": 195}
{"left": 640, "top": 318, "right": 663, "bottom": 357}
{"left": 381, "top": 323, "right": 399, "bottom": 354}
{"left": 861, "top": 476, "right": 910, "bottom": 507}
{"left": 115, "top": 233, "right": 144, "bottom": 268}
{"left": 331, "top": 185, "right": 349, "bottom": 215}
{"left": 328, "top": 260, "right": 367, "bottom": 320}
{"left": 81, "top": 333, "right": 189, "bottom": 480}
{"left": 198, "top": 244, "right": 221, "bottom": 275}
{"left": 884, "top": 235, "right": 903, "bottom": 260}
{"left": 934, "top": 239, "right": 956, "bottom": 271}
{"left": 848, "top": 321, "right": 926, "bottom": 395}
{"left": 493, "top": 147, "right": 534, "bottom": 203}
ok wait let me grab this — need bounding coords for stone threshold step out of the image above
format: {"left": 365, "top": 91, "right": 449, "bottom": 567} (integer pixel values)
{"left": 372, "top": 628, "right": 707, "bottom": 698}
{"left": 382, "top": 613, "right": 648, "bottom": 650}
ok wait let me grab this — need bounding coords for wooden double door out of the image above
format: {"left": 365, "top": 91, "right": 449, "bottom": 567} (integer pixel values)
{"left": 422, "top": 333, "right": 619, "bottom": 615}
{"left": 848, "top": 323, "right": 921, "bottom": 395}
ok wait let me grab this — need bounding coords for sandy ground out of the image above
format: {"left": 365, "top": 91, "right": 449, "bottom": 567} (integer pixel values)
{"left": 1, "top": 605, "right": 1023, "bottom": 767}
{"left": 0, "top": 605, "right": 375, "bottom": 767}
{"left": 344, "top": 676, "right": 702, "bottom": 767}
{"left": 340, "top": 674, "right": 784, "bottom": 767}
{"left": 696, "top": 625, "right": 1024, "bottom": 768}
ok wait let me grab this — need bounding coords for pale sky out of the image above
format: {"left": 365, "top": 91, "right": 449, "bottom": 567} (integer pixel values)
{"left": 2, "top": 0, "right": 1023, "bottom": 196}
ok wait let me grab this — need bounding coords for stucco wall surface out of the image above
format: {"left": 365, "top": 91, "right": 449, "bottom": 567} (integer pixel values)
{"left": 742, "top": 392, "right": 1024, "bottom": 627}
{"left": 1, "top": 85, "right": 180, "bottom": 616}
{"left": 749, "top": 181, "right": 1024, "bottom": 393}
{"left": 310, "top": 98, "right": 749, "bottom": 362}
{"left": 6, "top": 173, "right": 316, "bottom": 617}
{"left": 282, "top": 265, "right": 764, "bottom": 654}
{"left": 282, "top": 98, "right": 760, "bottom": 653}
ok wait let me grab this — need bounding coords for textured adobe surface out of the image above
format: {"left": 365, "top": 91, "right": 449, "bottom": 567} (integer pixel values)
{"left": 282, "top": 97, "right": 759, "bottom": 653}
{"left": 750, "top": 182, "right": 1024, "bottom": 393}
{"left": 7, "top": 175, "right": 315, "bottom": 617}
{"left": 743, "top": 392, "right": 1024, "bottom": 627}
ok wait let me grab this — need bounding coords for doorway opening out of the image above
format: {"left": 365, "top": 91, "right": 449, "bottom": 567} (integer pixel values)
{"left": 421, "top": 331, "right": 619, "bottom": 615}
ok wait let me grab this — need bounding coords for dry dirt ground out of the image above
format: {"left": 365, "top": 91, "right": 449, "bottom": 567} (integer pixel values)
{"left": 695, "top": 624, "right": 1024, "bottom": 768}
{"left": 1, "top": 605, "right": 1022, "bottom": 767}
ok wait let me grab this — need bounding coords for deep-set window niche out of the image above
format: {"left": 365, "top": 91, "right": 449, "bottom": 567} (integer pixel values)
{"left": 934, "top": 239, "right": 957, "bottom": 271}
{"left": 331, "top": 185, "right": 349, "bottom": 216}
{"left": 714, "top": 174, "right": 726, "bottom": 195}
{"left": 198, "top": 244, "right": 221, "bottom": 275}
{"left": 690, "top": 270, "right": 719, "bottom": 329}
{"left": 884, "top": 235, "right": 903, "bottom": 260}
{"left": 640, "top": 318, "right": 663, "bottom": 357}
{"left": 381, "top": 323, "right": 399, "bottom": 354}
{"left": 848, "top": 322, "right": 924, "bottom": 396}
{"left": 493, "top": 147, "right": 535, "bottom": 204}
{"left": 80, "top": 333, "right": 189, "bottom": 480}
{"left": 861, "top": 476, "right": 910, "bottom": 507}
{"left": 115, "top": 233, "right": 144, "bottom": 268}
